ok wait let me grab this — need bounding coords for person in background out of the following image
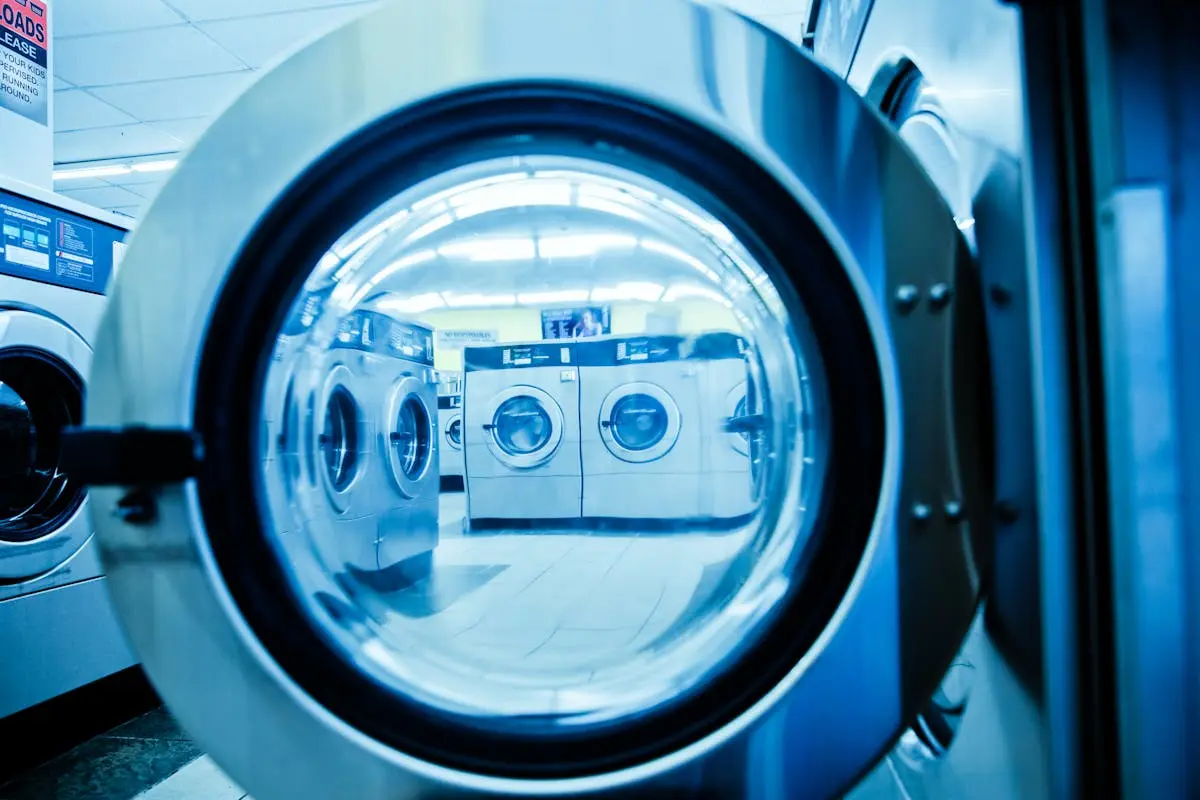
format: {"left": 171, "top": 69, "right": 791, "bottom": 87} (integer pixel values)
{"left": 572, "top": 308, "right": 604, "bottom": 338}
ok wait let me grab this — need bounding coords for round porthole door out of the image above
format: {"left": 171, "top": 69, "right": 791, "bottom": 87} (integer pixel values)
{"left": 61, "top": 1, "right": 992, "bottom": 798}
{"left": 0, "top": 309, "right": 93, "bottom": 582}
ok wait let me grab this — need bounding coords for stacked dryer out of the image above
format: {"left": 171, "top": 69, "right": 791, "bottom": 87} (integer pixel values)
{"left": 299, "top": 306, "right": 440, "bottom": 580}
{"left": 0, "top": 178, "right": 135, "bottom": 717}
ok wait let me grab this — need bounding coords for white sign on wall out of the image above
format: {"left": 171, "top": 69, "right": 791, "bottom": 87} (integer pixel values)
{"left": 436, "top": 329, "right": 499, "bottom": 350}
{"left": 0, "top": 0, "right": 50, "bottom": 126}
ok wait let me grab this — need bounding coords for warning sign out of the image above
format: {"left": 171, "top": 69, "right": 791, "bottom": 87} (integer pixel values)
{"left": 0, "top": 0, "right": 49, "bottom": 126}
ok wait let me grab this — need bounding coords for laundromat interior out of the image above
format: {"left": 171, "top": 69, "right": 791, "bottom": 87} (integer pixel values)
{"left": 1, "top": 0, "right": 1198, "bottom": 798}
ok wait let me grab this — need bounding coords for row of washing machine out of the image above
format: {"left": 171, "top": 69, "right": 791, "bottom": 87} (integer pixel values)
{"left": 261, "top": 293, "right": 442, "bottom": 580}
{"left": 440, "top": 332, "right": 761, "bottom": 530}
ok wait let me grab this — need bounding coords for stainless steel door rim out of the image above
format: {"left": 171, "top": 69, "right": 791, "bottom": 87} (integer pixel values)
{"left": 74, "top": 0, "right": 990, "bottom": 797}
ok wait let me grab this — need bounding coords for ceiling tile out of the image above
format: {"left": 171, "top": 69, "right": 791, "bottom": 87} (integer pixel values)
{"left": 49, "top": 176, "right": 112, "bottom": 190}
{"left": 57, "top": 184, "right": 148, "bottom": 209}
{"left": 54, "top": 77, "right": 74, "bottom": 90}
{"left": 88, "top": 71, "right": 253, "bottom": 121}
{"left": 108, "top": 206, "right": 146, "bottom": 219}
{"left": 171, "top": 0, "right": 374, "bottom": 22}
{"left": 149, "top": 116, "right": 211, "bottom": 145}
{"left": 53, "top": 0, "right": 183, "bottom": 38}
{"left": 106, "top": 170, "right": 171, "bottom": 188}
{"left": 55, "top": 123, "right": 185, "bottom": 162}
{"left": 54, "top": 90, "right": 137, "bottom": 131}
{"left": 198, "top": 3, "right": 380, "bottom": 68}
{"left": 55, "top": 25, "right": 246, "bottom": 87}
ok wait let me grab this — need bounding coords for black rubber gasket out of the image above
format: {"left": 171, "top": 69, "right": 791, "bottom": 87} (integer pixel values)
{"left": 192, "top": 84, "right": 887, "bottom": 779}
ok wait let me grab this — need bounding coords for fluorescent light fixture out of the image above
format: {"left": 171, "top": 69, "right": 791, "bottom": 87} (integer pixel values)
{"left": 450, "top": 181, "right": 572, "bottom": 217}
{"left": 54, "top": 156, "right": 182, "bottom": 182}
{"left": 441, "top": 292, "right": 518, "bottom": 308}
{"left": 411, "top": 172, "right": 526, "bottom": 212}
{"left": 53, "top": 165, "right": 131, "bottom": 180}
{"left": 575, "top": 195, "right": 647, "bottom": 223}
{"left": 537, "top": 233, "right": 637, "bottom": 259}
{"left": 955, "top": 216, "right": 976, "bottom": 231}
{"left": 375, "top": 292, "right": 445, "bottom": 314}
{"left": 130, "top": 159, "right": 178, "bottom": 173}
{"left": 662, "top": 284, "right": 731, "bottom": 305}
{"left": 640, "top": 239, "right": 716, "bottom": 276}
{"left": 407, "top": 213, "right": 453, "bottom": 243}
{"left": 517, "top": 289, "right": 591, "bottom": 305}
{"left": 334, "top": 210, "right": 410, "bottom": 258}
{"left": 591, "top": 282, "right": 664, "bottom": 302}
{"left": 438, "top": 238, "right": 536, "bottom": 261}
{"left": 659, "top": 198, "right": 735, "bottom": 244}
{"left": 346, "top": 250, "right": 438, "bottom": 305}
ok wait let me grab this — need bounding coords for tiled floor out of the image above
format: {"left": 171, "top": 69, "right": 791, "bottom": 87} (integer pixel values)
{"left": 0, "top": 708, "right": 208, "bottom": 800}
{"left": 2, "top": 492, "right": 899, "bottom": 799}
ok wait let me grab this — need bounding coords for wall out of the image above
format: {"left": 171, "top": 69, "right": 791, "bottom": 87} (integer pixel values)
{"left": 423, "top": 299, "right": 741, "bottom": 372}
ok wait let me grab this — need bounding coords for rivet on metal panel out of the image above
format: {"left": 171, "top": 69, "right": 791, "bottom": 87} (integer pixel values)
{"left": 928, "top": 283, "right": 953, "bottom": 311}
{"left": 895, "top": 284, "right": 921, "bottom": 313}
{"left": 995, "top": 500, "right": 1021, "bottom": 525}
{"left": 989, "top": 284, "right": 1013, "bottom": 307}
{"left": 943, "top": 500, "right": 964, "bottom": 523}
{"left": 911, "top": 502, "right": 933, "bottom": 521}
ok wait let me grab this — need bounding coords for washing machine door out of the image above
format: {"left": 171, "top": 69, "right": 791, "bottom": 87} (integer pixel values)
{"left": 599, "top": 382, "right": 682, "bottom": 463}
{"left": 444, "top": 411, "right": 463, "bottom": 452}
{"left": 725, "top": 382, "right": 751, "bottom": 457}
{"left": 0, "top": 308, "right": 93, "bottom": 582}
{"left": 60, "top": 1, "right": 992, "bottom": 797}
{"left": 385, "top": 376, "right": 435, "bottom": 496}
{"left": 483, "top": 385, "right": 565, "bottom": 469}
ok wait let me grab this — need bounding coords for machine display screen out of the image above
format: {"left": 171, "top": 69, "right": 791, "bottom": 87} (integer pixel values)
{"left": 540, "top": 305, "right": 611, "bottom": 340}
{"left": 0, "top": 187, "right": 128, "bottom": 295}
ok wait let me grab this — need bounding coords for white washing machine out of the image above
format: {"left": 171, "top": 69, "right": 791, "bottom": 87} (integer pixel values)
{"left": 693, "top": 331, "right": 758, "bottom": 522}
{"left": 0, "top": 177, "right": 135, "bottom": 718}
{"left": 577, "top": 335, "right": 708, "bottom": 523}
{"left": 60, "top": 2, "right": 1011, "bottom": 796}
{"left": 438, "top": 393, "right": 464, "bottom": 489}
{"left": 462, "top": 341, "right": 581, "bottom": 525}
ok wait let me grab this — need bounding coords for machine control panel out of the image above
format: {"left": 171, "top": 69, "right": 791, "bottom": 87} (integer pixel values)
{"left": 463, "top": 342, "right": 576, "bottom": 370}
{"left": 0, "top": 187, "right": 127, "bottom": 295}
{"left": 329, "top": 310, "right": 435, "bottom": 365}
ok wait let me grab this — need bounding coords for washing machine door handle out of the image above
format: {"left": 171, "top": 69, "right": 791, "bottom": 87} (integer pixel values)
{"left": 389, "top": 431, "right": 415, "bottom": 443}
{"left": 722, "top": 413, "right": 766, "bottom": 434}
{"left": 481, "top": 423, "right": 496, "bottom": 432}
{"left": 599, "top": 419, "right": 613, "bottom": 429}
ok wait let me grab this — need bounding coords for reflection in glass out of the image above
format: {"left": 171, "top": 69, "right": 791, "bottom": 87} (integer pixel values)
{"left": 257, "top": 153, "right": 828, "bottom": 734}
{"left": 609, "top": 393, "right": 669, "bottom": 451}
{"left": 493, "top": 396, "right": 553, "bottom": 456}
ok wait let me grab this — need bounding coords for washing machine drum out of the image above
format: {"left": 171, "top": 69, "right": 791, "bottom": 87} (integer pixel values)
{"left": 445, "top": 416, "right": 462, "bottom": 450}
{"left": 61, "top": 1, "right": 993, "bottom": 797}
{"left": 609, "top": 393, "right": 668, "bottom": 451}
{"left": 493, "top": 396, "right": 553, "bottom": 455}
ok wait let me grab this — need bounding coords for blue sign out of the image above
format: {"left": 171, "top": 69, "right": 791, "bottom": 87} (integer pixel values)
{"left": 0, "top": 187, "right": 127, "bottom": 295}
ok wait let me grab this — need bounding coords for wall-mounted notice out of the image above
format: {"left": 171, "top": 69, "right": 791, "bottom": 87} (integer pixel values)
{"left": 1, "top": 186, "right": 127, "bottom": 295}
{"left": 541, "top": 306, "right": 611, "bottom": 340}
{"left": 436, "top": 329, "right": 499, "bottom": 350}
{"left": 0, "top": 0, "right": 50, "bottom": 126}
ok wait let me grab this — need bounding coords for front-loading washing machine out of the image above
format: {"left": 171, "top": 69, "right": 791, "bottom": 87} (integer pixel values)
{"left": 0, "top": 177, "right": 135, "bottom": 718}
{"left": 577, "top": 334, "right": 708, "bottom": 524}
{"left": 692, "top": 330, "right": 759, "bottom": 523}
{"left": 59, "top": 1, "right": 1013, "bottom": 797}
{"left": 461, "top": 340, "right": 582, "bottom": 526}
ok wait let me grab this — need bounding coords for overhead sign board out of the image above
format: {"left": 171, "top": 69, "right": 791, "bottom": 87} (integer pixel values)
{"left": 436, "top": 329, "right": 499, "bottom": 350}
{"left": 0, "top": 0, "right": 50, "bottom": 126}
